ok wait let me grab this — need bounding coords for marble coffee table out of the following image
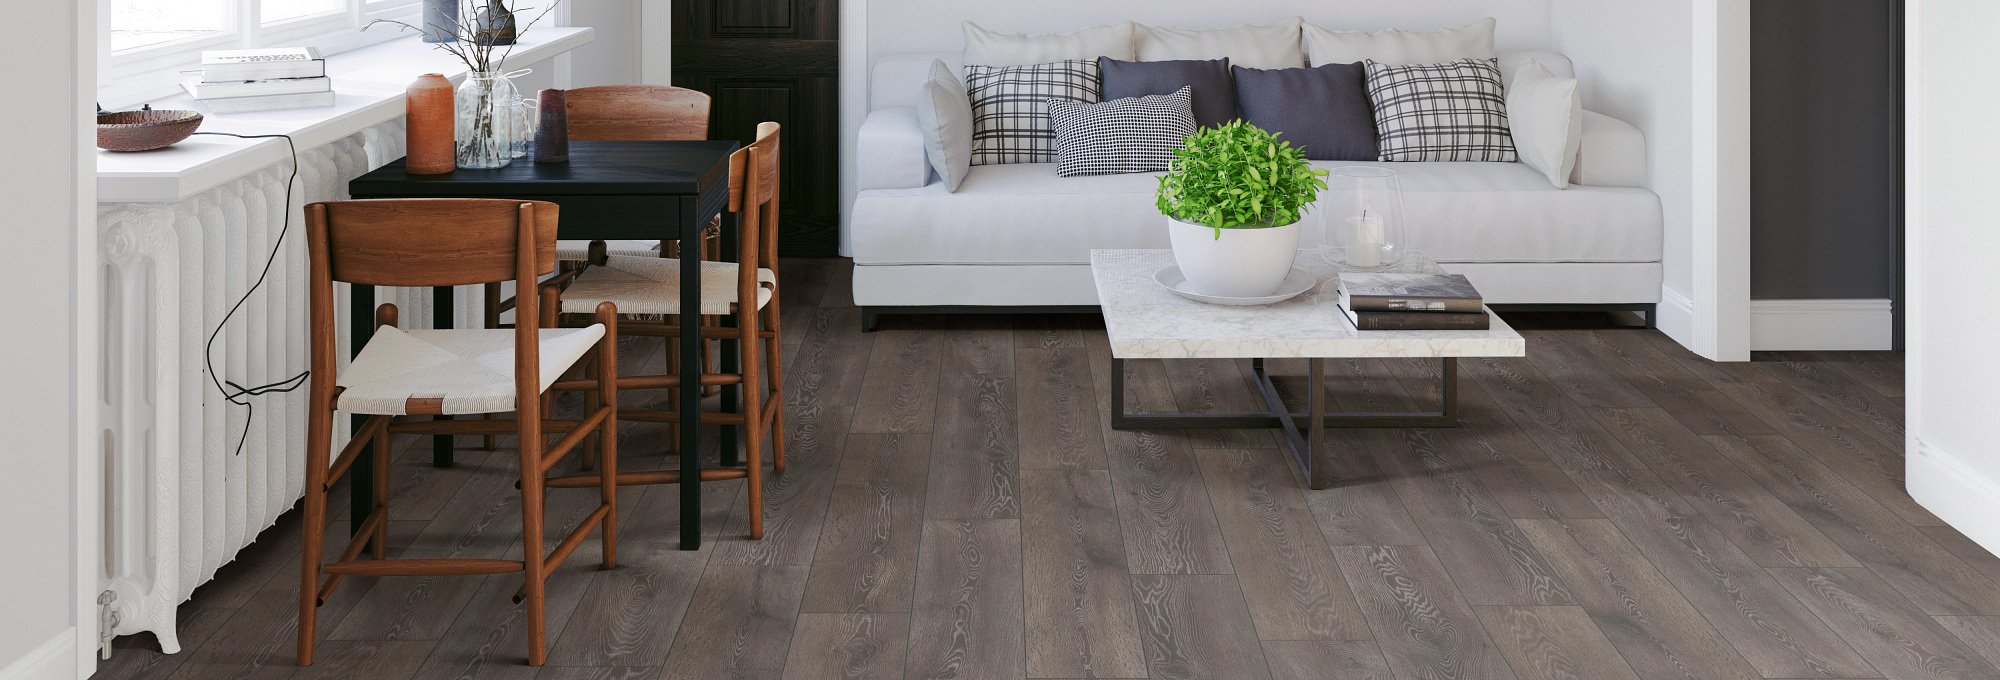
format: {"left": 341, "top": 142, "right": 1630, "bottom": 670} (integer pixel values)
{"left": 1091, "top": 249, "right": 1526, "bottom": 489}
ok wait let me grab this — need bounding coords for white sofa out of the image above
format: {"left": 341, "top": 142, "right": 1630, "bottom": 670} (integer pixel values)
{"left": 849, "top": 48, "right": 1664, "bottom": 323}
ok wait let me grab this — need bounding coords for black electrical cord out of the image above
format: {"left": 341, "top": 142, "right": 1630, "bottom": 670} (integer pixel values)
{"left": 190, "top": 131, "right": 311, "bottom": 456}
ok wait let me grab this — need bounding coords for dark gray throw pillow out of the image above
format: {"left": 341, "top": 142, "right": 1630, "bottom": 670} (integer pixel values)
{"left": 1099, "top": 57, "right": 1235, "bottom": 128}
{"left": 1232, "top": 62, "right": 1378, "bottom": 161}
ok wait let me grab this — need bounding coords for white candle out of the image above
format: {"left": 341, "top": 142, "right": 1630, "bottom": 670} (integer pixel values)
{"left": 1347, "top": 212, "right": 1384, "bottom": 267}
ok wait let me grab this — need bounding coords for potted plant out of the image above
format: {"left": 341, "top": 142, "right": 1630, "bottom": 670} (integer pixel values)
{"left": 1156, "top": 121, "right": 1328, "bottom": 297}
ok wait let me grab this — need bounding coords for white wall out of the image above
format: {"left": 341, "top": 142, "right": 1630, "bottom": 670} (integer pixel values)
{"left": 1907, "top": 0, "right": 2000, "bottom": 554}
{"left": 1547, "top": 0, "right": 1750, "bottom": 360}
{"left": 0, "top": 0, "right": 94, "bottom": 678}
{"left": 565, "top": 0, "right": 646, "bottom": 86}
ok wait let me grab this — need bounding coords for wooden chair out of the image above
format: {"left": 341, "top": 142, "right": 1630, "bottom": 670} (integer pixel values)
{"left": 553, "top": 84, "right": 713, "bottom": 262}
{"left": 548, "top": 122, "right": 785, "bottom": 537}
{"left": 297, "top": 199, "right": 620, "bottom": 667}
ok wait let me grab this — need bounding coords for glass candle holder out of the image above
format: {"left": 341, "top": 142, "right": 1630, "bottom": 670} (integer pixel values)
{"left": 1319, "top": 166, "right": 1408, "bottom": 269}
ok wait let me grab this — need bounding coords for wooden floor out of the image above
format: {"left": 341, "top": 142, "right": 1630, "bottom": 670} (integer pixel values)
{"left": 98, "top": 259, "right": 2000, "bottom": 680}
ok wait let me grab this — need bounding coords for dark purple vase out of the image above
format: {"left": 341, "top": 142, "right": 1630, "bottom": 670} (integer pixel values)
{"left": 534, "top": 88, "right": 568, "bottom": 164}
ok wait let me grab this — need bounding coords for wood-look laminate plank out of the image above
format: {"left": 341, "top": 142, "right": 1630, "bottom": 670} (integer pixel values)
{"left": 1463, "top": 357, "right": 1645, "bottom": 470}
{"left": 534, "top": 666, "right": 657, "bottom": 680}
{"left": 1021, "top": 469, "right": 1147, "bottom": 678}
{"left": 1589, "top": 407, "right": 1858, "bottom": 568}
{"left": 1012, "top": 315, "right": 1091, "bottom": 350}
{"left": 1578, "top": 330, "right": 1778, "bottom": 437}
{"left": 799, "top": 432, "right": 930, "bottom": 614}
{"left": 1162, "top": 358, "right": 1275, "bottom": 449}
{"left": 543, "top": 486, "right": 711, "bottom": 667}
{"left": 780, "top": 613, "right": 909, "bottom": 680}
{"left": 924, "top": 329, "right": 1021, "bottom": 519}
{"left": 1916, "top": 527, "right": 2000, "bottom": 593}
{"left": 905, "top": 520, "right": 1026, "bottom": 680}
{"left": 1130, "top": 574, "right": 1274, "bottom": 680}
{"left": 1316, "top": 357, "right": 1424, "bottom": 414}
{"left": 1299, "top": 430, "right": 1429, "bottom": 547}
{"left": 1755, "top": 353, "right": 1905, "bottom": 450}
{"left": 1259, "top": 641, "right": 1392, "bottom": 680}
{"left": 1514, "top": 518, "right": 1763, "bottom": 680}
{"left": 94, "top": 604, "right": 232, "bottom": 680}
{"left": 1933, "top": 617, "right": 2000, "bottom": 671}
{"left": 1521, "top": 330, "right": 1659, "bottom": 408}
{"left": 1017, "top": 347, "right": 1109, "bottom": 470}
{"left": 1820, "top": 351, "right": 1905, "bottom": 400}
{"left": 294, "top": 640, "right": 436, "bottom": 680}
{"left": 1197, "top": 449, "right": 1369, "bottom": 641}
{"left": 848, "top": 329, "right": 943, "bottom": 434}
{"left": 1436, "top": 380, "right": 1607, "bottom": 520}
{"left": 1767, "top": 567, "right": 2000, "bottom": 680}
{"left": 1712, "top": 376, "right": 1942, "bottom": 526}
{"left": 1380, "top": 428, "right": 1577, "bottom": 606}
{"left": 1081, "top": 347, "right": 1234, "bottom": 576}
{"left": 658, "top": 566, "right": 810, "bottom": 680}
{"left": 1566, "top": 467, "right": 1875, "bottom": 678}
{"left": 1710, "top": 434, "right": 2000, "bottom": 616}
{"left": 1473, "top": 606, "right": 1642, "bottom": 680}
{"left": 710, "top": 404, "right": 850, "bottom": 566}
{"left": 1333, "top": 545, "right": 1520, "bottom": 680}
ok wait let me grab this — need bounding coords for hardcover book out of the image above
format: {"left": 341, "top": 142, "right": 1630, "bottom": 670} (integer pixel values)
{"left": 1341, "top": 307, "right": 1492, "bottom": 331}
{"left": 199, "top": 47, "right": 326, "bottom": 82}
{"left": 1336, "top": 272, "right": 1483, "bottom": 313}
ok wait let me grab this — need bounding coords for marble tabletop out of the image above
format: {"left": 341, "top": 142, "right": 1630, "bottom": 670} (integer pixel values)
{"left": 1092, "top": 249, "right": 1527, "bottom": 360}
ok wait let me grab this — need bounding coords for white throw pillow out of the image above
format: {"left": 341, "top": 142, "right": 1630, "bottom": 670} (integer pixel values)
{"left": 916, "top": 60, "right": 975, "bottom": 192}
{"left": 963, "top": 21, "right": 1135, "bottom": 67}
{"left": 1135, "top": 18, "right": 1303, "bottom": 69}
{"left": 1507, "top": 61, "right": 1582, "bottom": 189}
{"left": 1305, "top": 18, "right": 1496, "bottom": 66}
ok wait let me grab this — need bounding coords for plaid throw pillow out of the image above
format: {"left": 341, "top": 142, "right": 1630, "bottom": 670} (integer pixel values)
{"left": 1048, "top": 87, "right": 1197, "bottom": 177}
{"left": 1364, "top": 58, "right": 1518, "bottom": 162}
{"left": 964, "top": 60, "right": 1102, "bottom": 165}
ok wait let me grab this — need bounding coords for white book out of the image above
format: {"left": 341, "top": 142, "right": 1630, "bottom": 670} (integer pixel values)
{"left": 199, "top": 47, "right": 326, "bottom": 81}
{"left": 195, "top": 90, "right": 338, "bottom": 114}
{"left": 182, "top": 74, "right": 332, "bottom": 99}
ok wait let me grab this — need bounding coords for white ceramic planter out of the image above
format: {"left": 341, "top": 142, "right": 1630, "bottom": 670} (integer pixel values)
{"left": 1166, "top": 216, "right": 1300, "bottom": 297}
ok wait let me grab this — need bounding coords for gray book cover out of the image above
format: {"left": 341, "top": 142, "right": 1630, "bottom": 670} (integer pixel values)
{"left": 1337, "top": 273, "right": 1483, "bottom": 313}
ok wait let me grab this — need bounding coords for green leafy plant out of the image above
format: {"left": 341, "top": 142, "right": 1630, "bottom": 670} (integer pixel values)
{"left": 1156, "top": 121, "right": 1329, "bottom": 238}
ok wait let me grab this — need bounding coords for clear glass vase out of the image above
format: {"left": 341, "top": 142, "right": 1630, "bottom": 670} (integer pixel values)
{"left": 1319, "top": 166, "right": 1408, "bottom": 269}
{"left": 455, "top": 71, "right": 517, "bottom": 169}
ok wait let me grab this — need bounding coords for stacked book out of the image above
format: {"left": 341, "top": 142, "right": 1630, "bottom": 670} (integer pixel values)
{"left": 1335, "top": 272, "right": 1491, "bottom": 330}
{"left": 181, "top": 47, "right": 333, "bottom": 114}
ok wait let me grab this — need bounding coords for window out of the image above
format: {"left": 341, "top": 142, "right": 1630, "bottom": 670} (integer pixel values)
{"left": 101, "top": 0, "right": 422, "bottom": 107}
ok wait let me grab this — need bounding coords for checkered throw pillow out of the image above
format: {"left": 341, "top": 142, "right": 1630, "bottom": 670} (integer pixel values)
{"left": 1048, "top": 87, "right": 1196, "bottom": 177}
{"left": 1364, "top": 58, "right": 1518, "bottom": 162}
{"left": 964, "top": 60, "right": 1103, "bottom": 165}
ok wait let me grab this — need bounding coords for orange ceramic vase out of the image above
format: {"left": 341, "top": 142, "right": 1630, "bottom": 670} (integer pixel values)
{"left": 406, "top": 73, "right": 455, "bottom": 175}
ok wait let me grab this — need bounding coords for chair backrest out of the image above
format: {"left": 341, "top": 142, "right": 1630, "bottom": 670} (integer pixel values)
{"left": 730, "top": 122, "right": 781, "bottom": 274}
{"left": 565, "top": 85, "right": 711, "bottom": 141}
{"left": 306, "top": 198, "right": 562, "bottom": 415}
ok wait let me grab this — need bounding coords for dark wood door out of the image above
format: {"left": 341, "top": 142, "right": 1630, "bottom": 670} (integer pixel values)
{"left": 673, "top": 0, "right": 839, "bottom": 256}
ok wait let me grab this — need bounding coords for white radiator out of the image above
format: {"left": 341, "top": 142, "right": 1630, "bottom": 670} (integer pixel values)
{"left": 96, "top": 121, "right": 487, "bottom": 653}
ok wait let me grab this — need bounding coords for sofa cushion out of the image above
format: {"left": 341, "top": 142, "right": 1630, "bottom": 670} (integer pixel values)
{"left": 1099, "top": 57, "right": 1235, "bottom": 127}
{"left": 963, "top": 21, "right": 1135, "bottom": 66}
{"left": 1507, "top": 61, "right": 1582, "bottom": 189}
{"left": 1232, "top": 63, "right": 1376, "bottom": 161}
{"left": 1304, "top": 18, "right": 1496, "bottom": 66}
{"left": 1366, "top": 58, "right": 1518, "bottom": 162}
{"left": 1135, "top": 18, "right": 1303, "bottom": 69}
{"left": 1049, "top": 87, "right": 1197, "bottom": 177}
{"left": 851, "top": 161, "right": 1661, "bottom": 266}
{"left": 916, "top": 60, "right": 975, "bottom": 191}
{"left": 964, "top": 60, "right": 1102, "bottom": 165}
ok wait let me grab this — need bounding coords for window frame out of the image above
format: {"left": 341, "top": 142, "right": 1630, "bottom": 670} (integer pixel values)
{"left": 98, "top": 0, "right": 423, "bottom": 109}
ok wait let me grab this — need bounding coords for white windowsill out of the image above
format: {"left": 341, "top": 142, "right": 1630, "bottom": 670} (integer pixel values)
{"left": 97, "top": 26, "right": 594, "bottom": 204}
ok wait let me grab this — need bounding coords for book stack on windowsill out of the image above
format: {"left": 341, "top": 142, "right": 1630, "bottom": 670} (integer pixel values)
{"left": 181, "top": 47, "right": 334, "bottom": 114}
{"left": 1335, "top": 272, "right": 1491, "bottom": 330}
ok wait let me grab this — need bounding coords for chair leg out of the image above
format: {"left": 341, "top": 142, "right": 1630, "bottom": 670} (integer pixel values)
{"left": 763, "top": 304, "right": 786, "bottom": 472}
{"left": 482, "top": 282, "right": 503, "bottom": 451}
{"left": 739, "top": 324, "right": 765, "bottom": 540}
{"left": 581, "top": 358, "right": 600, "bottom": 472}
{"left": 371, "top": 421, "right": 390, "bottom": 560}
{"left": 517, "top": 442, "right": 548, "bottom": 666}
{"left": 297, "top": 403, "right": 332, "bottom": 666}
{"left": 596, "top": 305, "right": 620, "bottom": 569}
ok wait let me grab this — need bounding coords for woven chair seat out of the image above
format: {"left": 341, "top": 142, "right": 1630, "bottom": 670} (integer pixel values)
{"left": 335, "top": 325, "right": 605, "bottom": 415}
{"left": 559, "top": 255, "right": 775, "bottom": 316}
{"left": 556, "top": 239, "right": 660, "bottom": 261}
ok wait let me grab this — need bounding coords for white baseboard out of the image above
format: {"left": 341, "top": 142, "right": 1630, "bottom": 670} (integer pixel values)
{"left": 1655, "top": 285, "right": 1697, "bottom": 348}
{"left": 1909, "top": 437, "right": 2000, "bottom": 557}
{"left": 0, "top": 628, "right": 75, "bottom": 680}
{"left": 1750, "top": 298, "right": 1894, "bottom": 351}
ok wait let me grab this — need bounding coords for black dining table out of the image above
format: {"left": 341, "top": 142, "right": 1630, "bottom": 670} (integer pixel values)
{"left": 348, "top": 139, "right": 738, "bottom": 550}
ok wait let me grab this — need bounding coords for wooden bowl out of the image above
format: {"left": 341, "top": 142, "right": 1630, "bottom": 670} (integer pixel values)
{"left": 97, "top": 109, "right": 203, "bottom": 152}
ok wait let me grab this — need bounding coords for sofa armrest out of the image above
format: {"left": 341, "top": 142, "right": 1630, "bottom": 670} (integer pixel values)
{"left": 858, "top": 107, "right": 931, "bottom": 191}
{"left": 1573, "top": 110, "right": 1647, "bottom": 188}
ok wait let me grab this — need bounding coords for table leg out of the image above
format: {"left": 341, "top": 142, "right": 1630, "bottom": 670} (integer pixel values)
{"left": 678, "top": 201, "right": 704, "bottom": 550}
{"left": 1306, "top": 358, "right": 1328, "bottom": 489}
{"left": 349, "top": 283, "right": 377, "bottom": 548}
{"left": 432, "top": 286, "right": 455, "bottom": 468}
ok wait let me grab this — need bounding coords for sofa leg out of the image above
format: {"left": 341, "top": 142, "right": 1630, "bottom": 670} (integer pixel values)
{"left": 861, "top": 308, "right": 880, "bottom": 333}
{"left": 1644, "top": 304, "right": 1658, "bottom": 330}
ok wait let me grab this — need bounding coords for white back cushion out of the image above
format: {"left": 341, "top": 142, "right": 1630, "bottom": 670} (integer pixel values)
{"left": 1507, "top": 61, "right": 1583, "bottom": 189}
{"left": 1304, "top": 17, "right": 1495, "bottom": 65}
{"left": 1135, "top": 18, "right": 1303, "bottom": 69}
{"left": 962, "top": 21, "right": 1135, "bottom": 66}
